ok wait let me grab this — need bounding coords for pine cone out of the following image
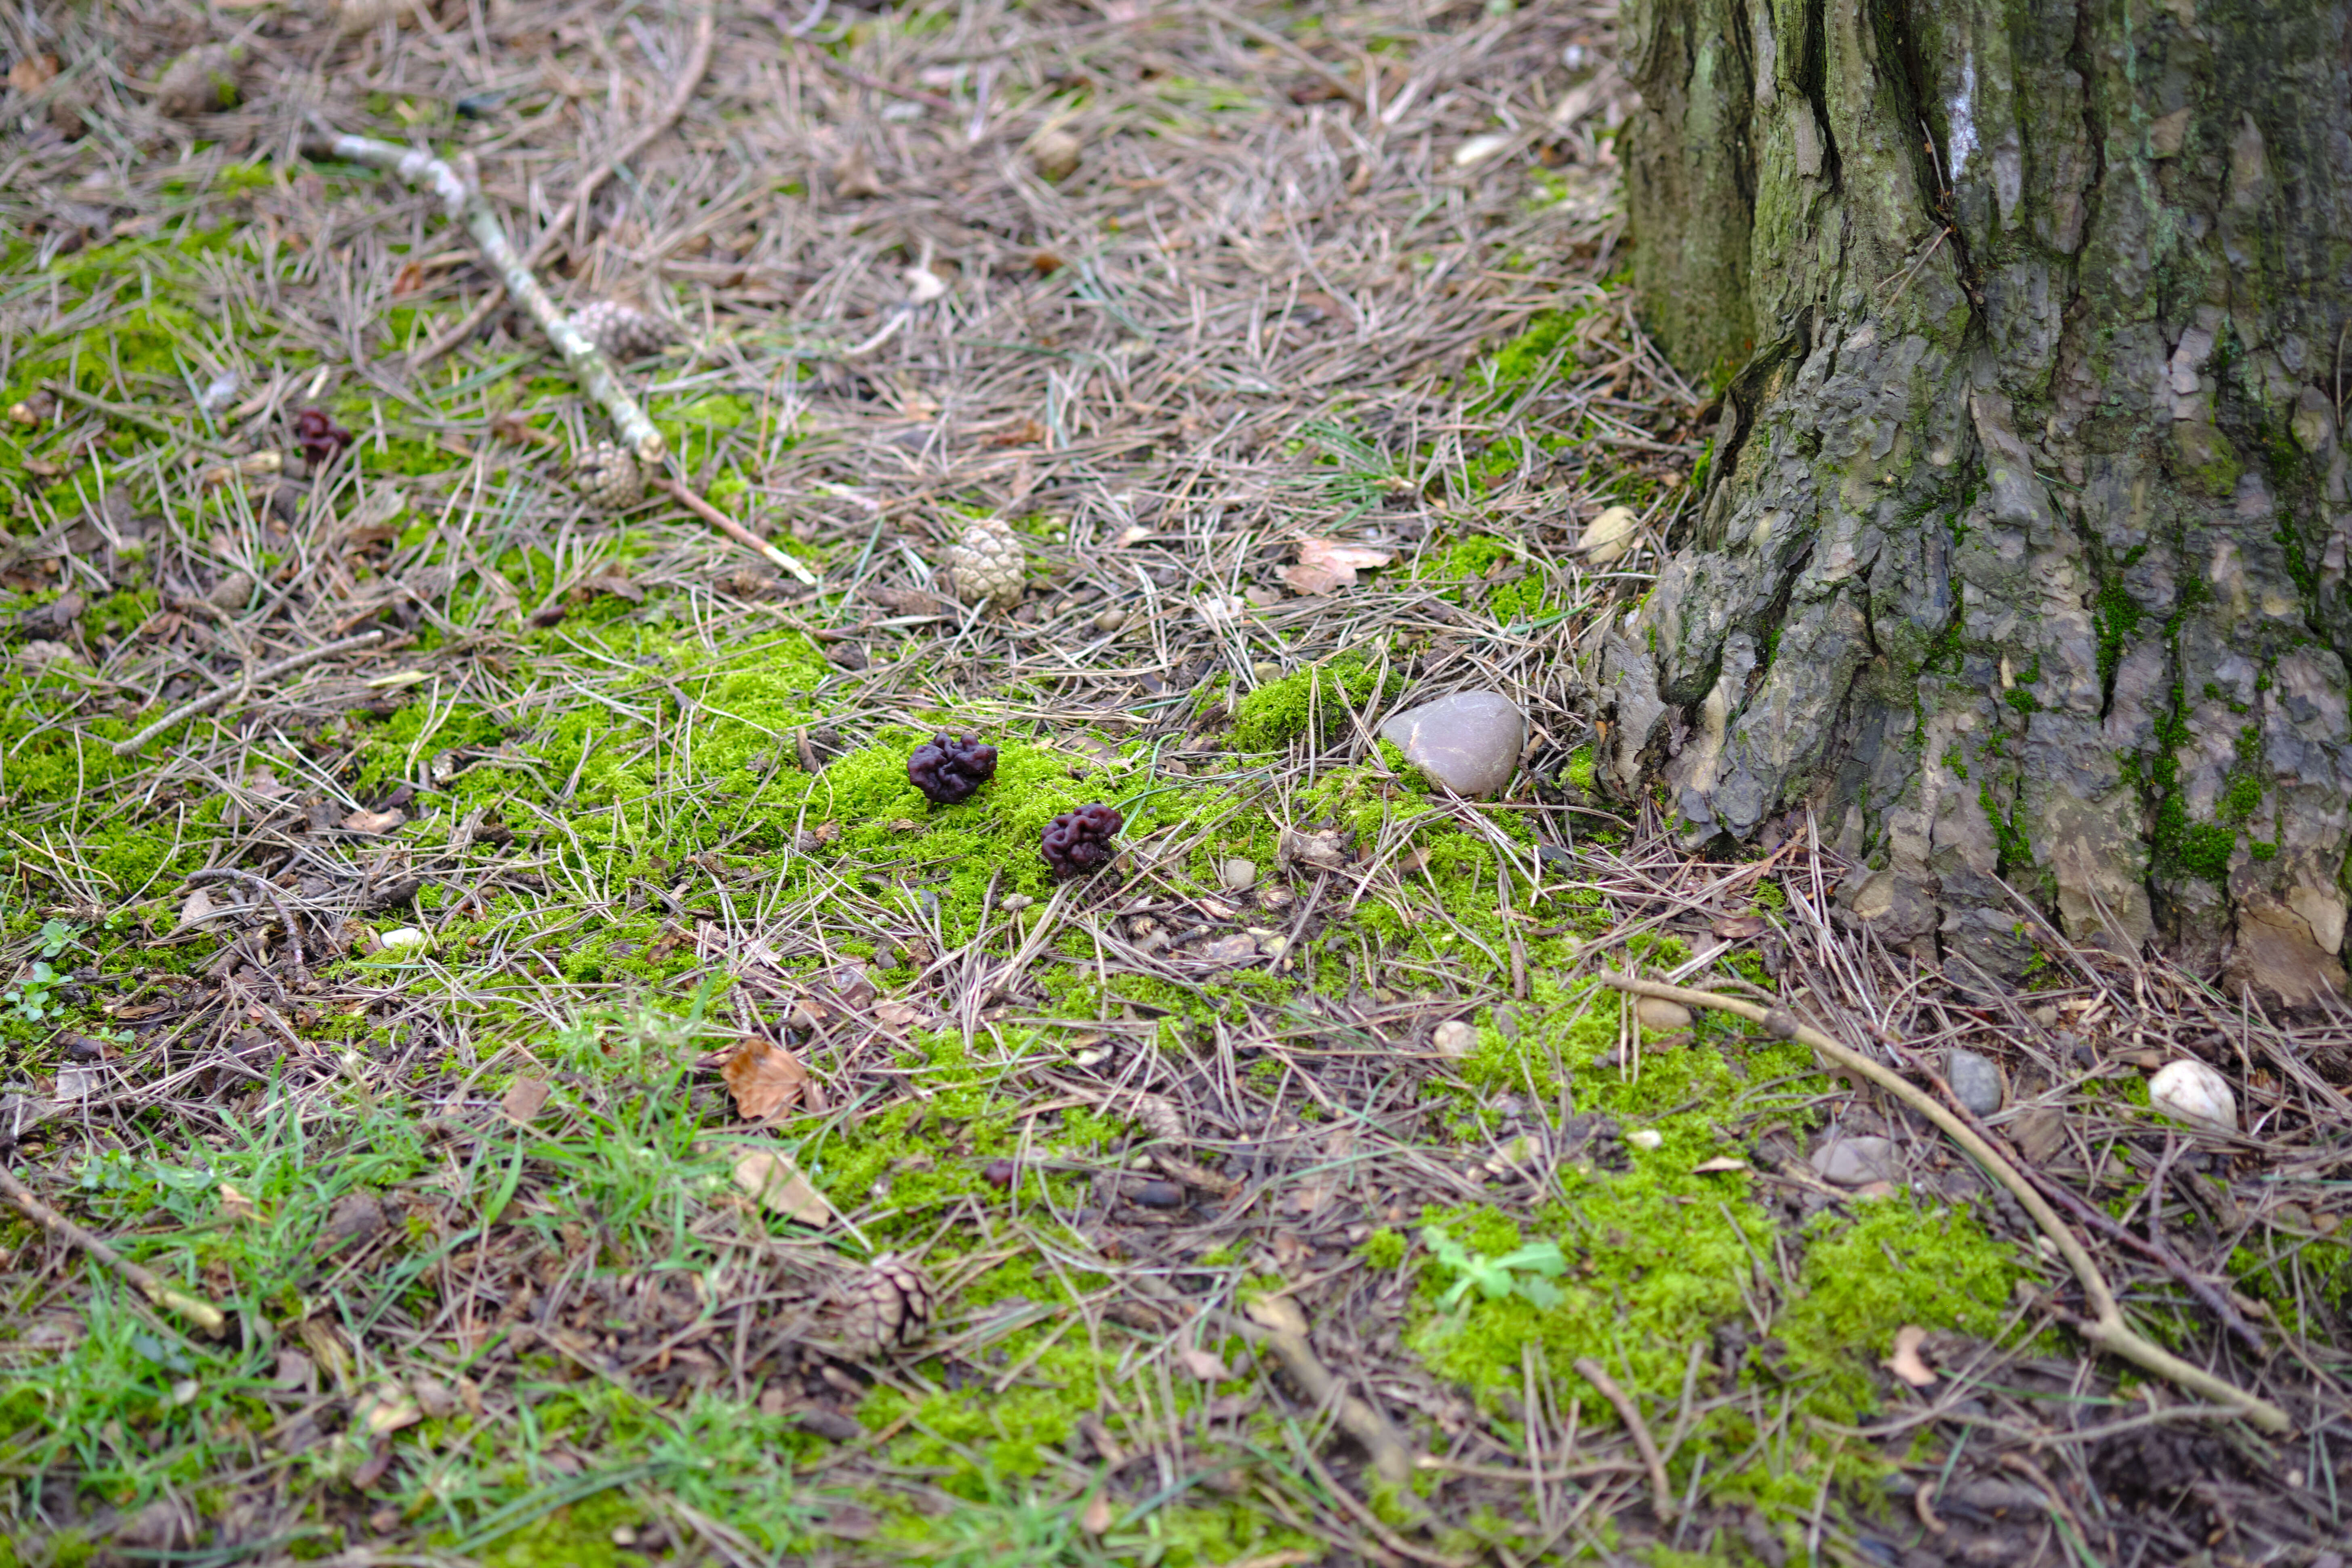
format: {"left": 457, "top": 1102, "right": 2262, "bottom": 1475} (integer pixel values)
{"left": 570, "top": 300, "right": 674, "bottom": 362}
{"left": 838, "top": 1254, "right": 936, "bottom": 1358}
{"left": 944, "top": 516, "right": 1025, "bottom": 610}
{"left": 569, "top": 442, "right": 641, "bottom": 513}
{"left": 1124, "top": 1091, "right": 1188, "bottom": 1145}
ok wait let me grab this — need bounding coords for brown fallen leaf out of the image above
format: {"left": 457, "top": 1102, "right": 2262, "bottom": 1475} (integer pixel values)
{"left": 390, "top": 261, "right": 426, "bottom": 297}
{"left": 500, "top": 1076, "right": 550, "bottom": 1125}
{"left": 1884, "top": 1324, "right": 1937, "bottom": 1387}
{"left": 733, "top": 1146, "right": 831, "bottom": 1225}
{"left": 342, "top": 807, "right": 405, "bottom": 835}
{"left": 218, "top": 1183, "right": 259, "bottom": 1221}
{"left": 1711, "top": 913, "right": 1769, "bottom": 939}
{"left": 722, "top": 1038, "right": 809, "bottom": 1122}
{"left": 871, "top": 999, "right": 935, "bottom": 1033}
{"left": 8, "top": 53, "right": 60, "bottom": 93}
{"left": 1177, "top": 1347, "right": 1234, "bottom": 1381}
{"left": 580, "top": 569, "right": 643, "bottom": 604}
{"left": 356, "top": 1385, "right": 423, "bottom": 1435}
{"left": 1278, "top": 536, "right": 1394, "bottom": 596}
{"left": 1079, "top": 1492, "right": 1114, "bottom": 1535}
{"left": 1692, "top": 1156, "right": 1750, "bottom": 1174}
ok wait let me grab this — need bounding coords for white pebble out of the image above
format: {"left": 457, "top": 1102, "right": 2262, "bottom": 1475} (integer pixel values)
{"left": 1219, "top": 858, "right": 1258, "bottom": 891}
{"left": 1432, "top": 1021, "right": 1476, "bottom": 1058}
{"left": 378, "top": 926, "right": 431, "bottom": 953}
{"left": 1626, "top": 1128, "right": 1663, "bottom": 1151}
{"left": 2149, "top": 1059, "right": 2237, "bottom": 1136}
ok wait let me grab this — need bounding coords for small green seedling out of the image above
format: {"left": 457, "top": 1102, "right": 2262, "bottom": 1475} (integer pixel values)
{"left": 4, "top": 920, "right": 82, "bottom": 1023}
{"left": 1421, "top": 1226, "right": 1569, "bottom": 1310}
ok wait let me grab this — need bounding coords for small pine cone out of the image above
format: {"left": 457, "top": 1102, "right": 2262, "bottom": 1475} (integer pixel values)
{"left": 569, "top": 442, "right": 641, "bottom": 513}
{"left": 944, "top": 516, "right": 1025, "bottom": 610}
{"left": 1124, "top": 1092, "right": 1188, "bottom": 1145}
{"left": 570, "top": 300, "right": 674, "bottom": 362}
{"left": 838, "top": 1253, "right": 936, "bottom": 1358}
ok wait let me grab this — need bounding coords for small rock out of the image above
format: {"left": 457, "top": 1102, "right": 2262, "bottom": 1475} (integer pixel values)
{"left": 207, "top": 570, "right": 256, "bottom": 610}
{"left": 1810, "top": 1134, "right": 1897, "bottom": 1188}
{"left": 1130, "top": 1179, "right": 1185, "bottom": 1209}
{"left": 1001, "top": 893, "right": 1034, "bottom": 912}
{"left": 1944, "top": 1050, "right": 2003, "bottom": 1116}
{"left": 1093, "top": 607, "right": 1127, "bottom": 634}
{"left": 1219, "top": 857, "right": 1257, "bottom": 891}
{"left": 2030, "top": 1004, "right": 2059, "bottom": 1026}
{"left": 2150, "top": 1059, "right": 2237, "bottom": 1136}
{"left": 1635, "top": 997, "right": 1693, "bottom": 1032}
{"left": 378, "top": 926, "right": 430, "bottom": 953}
{"left": 1377, "top": 691, "right": 1526, "bottom": 798}
{"left": 1199, "top": 933, "right": 1261, "bottom": 964}
{"left": 1432, "top": 1021, "right": 1476, "bottom": 1058}
{"left": 1251, "top": 660, "right": 1283, "bottom": 683}
{"left": 1029, "top": 127, "right": 1084, "bottom": 182}
{"left": 1626, "top": 1128, "right": 1663, "bottom": 1151}
{"left": 1577, "top": 504, "right": 1640, "bottom": 566}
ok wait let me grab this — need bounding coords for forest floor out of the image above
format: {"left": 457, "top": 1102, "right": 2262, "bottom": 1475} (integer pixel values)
{"left": 1, "top": 1, "right": 2348, "bottom": 1564}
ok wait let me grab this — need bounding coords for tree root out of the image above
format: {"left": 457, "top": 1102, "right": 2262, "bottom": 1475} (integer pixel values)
{"left": 1596, "top": 972, "right": 2291, "bottom": 1433}
{"left": 111, "top": 629, "right": 386, "bottom": 757}
{"left": 0, "top": 1164, "right": 227, "bottom": 1337}
{"left": 409, "top": 1, "right": 719, "bottom": 368}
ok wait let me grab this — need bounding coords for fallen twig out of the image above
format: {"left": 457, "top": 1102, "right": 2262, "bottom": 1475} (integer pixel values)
{"left": 412, "top": 2, "right": 719, "bottom": 367}
{"left": 650, "top": 478, "right": 820, "bottom": 585}
{"left": 301, "top": 133, "right": 663, "bottom": 463}
{"left": 1596, "top": 972, "right": 2292, "bottom": 1433}
{"left": 0, "top": 1163, "right": 227, "bottom": 1336}
{"left": 1241, "top": 1293, "right": 1417, "bottom": 1491}
{"left": 112, "top": 630, "right": 386, "bottom": 757}
{"left": 1572, "top": 1356, "right": 1674, "bottom": 1521}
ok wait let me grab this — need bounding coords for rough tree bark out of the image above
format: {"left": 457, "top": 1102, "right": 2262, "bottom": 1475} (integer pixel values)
{"left": 1604, "top": 0, "right": 2352, "bottom": 1007}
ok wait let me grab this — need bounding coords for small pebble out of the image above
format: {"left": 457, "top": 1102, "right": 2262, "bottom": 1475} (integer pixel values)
{"left": 2150, "top": 1059, "right": 2237, "bottom": 1136}
{"left": 1001, "top": 893, "right": 1034, "bottom": 912}
{"left": 1219, "top": 857, "right": 1258, "bottom": 891}
{"left": 1432, "top": 1020, "right": 1476, "bottom": 1058}
{"left": 1377, "top": 690, "right": 1527, "bottom": 798}
{"left": 1251, "top": 660, "right": 1283, "bottom": 683}
{"left": 1093, "top": 607, "right": 1127, "bottom": 633}
{"left": 1626, "top": 1128, "right": 1663, "bottom": 1151}
{"left": 1944, "top": 1049, "right": 2003, "bottom": 1116}
{"left": 1635, "top": 997, "right": 1693, "bottom": 1032}
{"left": 610, "top": 1527, "right": 638, "bottom": 1547}
{"left": 378, "top": 926, "right": 430, "bottom": 953}
{"left": 1810, "top": 1134, "right": 1896, "bottom": 1187}
{"left": 1131, "top": 1180, "right": 1185, "bottom": 1209}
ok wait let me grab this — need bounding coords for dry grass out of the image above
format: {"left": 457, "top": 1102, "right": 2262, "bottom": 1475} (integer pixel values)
{"left": 0, "top": 1, "right": 2346, "bottom": 1565}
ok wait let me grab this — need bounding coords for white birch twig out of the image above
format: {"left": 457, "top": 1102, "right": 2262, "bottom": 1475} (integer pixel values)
{"left": 302, "top": 132, "right": 666, "bottom": 465}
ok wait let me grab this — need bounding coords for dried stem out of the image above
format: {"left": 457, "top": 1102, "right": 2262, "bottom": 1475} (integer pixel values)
{"left": 411, "top": 1, "right": 719, "bottom": 367}
{"left": 0, "top": 1164, "right": 227, "bottom": 1337}
{"left": 1572, "top": 1355, "right": 1674, "bottom": 1519}
{"left": 111, "top": 630, "right": 386, "bottom": 757}
{"left": 301, "top": 134, "right": 665, "bottom": 463}
{"left": 1596, "top": 972, "right": 2292, "bottom": 1434}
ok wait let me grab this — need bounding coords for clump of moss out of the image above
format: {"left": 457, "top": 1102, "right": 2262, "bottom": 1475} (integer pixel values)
{"left": 1229, "top": 654, "right": 1393, "bottom": 751}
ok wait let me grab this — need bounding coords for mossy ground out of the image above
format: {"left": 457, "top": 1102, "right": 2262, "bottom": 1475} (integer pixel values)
{"left": 4, "top": 2, "right": 2339, "bottom": 1564}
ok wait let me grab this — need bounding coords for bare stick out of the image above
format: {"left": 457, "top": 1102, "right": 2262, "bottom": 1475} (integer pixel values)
{"left": 1572, "top": 1356, "right": 1675, "bottom": 1521}
{"left": 650, "top": 477, "right": 820, "bottom": 585}
{"left": 305, "top": 133, "right": 663, "bottom": 463}
{"left": 1241, "top": 1294, "right": 1417, "bottom": 1490}
{"left": 112, "top": 630, "right": 386, "bottom": 757}
{"left": 411, "top": 2, "right": 719, "bottom": 368}
{"left": 0, "top": 1164, "right": 228, "bottom": 1336}
{"left": 1595, "top": 972, "right": 2291, "bottom": 1434}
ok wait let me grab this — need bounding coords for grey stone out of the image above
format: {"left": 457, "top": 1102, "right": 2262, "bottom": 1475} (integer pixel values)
{"left": 1378, "top": 691, "right": 1526, "bottom": 798}
{"left": 1635, "top": 997, "right": 1693, "bottom": 1031}
{"left": 1219, "top": 857, "right": 1257, "bottom": 890}
{"left": 1944, "top": 1050, "right": 2003, "bottom": 1117}
{"left": 1809, "top": 1134, "right": 1896, "bottom": 1188}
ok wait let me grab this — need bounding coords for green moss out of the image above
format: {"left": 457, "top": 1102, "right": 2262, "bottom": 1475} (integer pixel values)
{"left": 1229, "top": 655, "right": 1392, "bottom": 752}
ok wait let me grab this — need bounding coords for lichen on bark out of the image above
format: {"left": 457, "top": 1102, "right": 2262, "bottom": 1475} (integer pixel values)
{"left": 1606, "top": 0, "right": 2352, "bottom": 1006}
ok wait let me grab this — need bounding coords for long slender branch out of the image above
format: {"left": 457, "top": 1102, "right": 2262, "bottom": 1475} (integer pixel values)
{"left": 412, "top": 2, "right": 718, "bottom": 368}
{"left": 303, "top": 134, "right": 664, "bottom": 463}
{"left": 112, "top": 630, "right": 386, "bottom": 757}
{"left": 1573, "top": 1356, "right": 1675, "bottom": 1520}
{"left": 0, "top": 1164, "right": 227, "bottom": 1336}
{"left": 1595, "top": 972, "right": 2291, "bottom": 1434}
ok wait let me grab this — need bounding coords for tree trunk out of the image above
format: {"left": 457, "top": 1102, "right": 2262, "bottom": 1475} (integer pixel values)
{"left": 1606, "top": 0, "right": 2352, "bottom": 1007}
